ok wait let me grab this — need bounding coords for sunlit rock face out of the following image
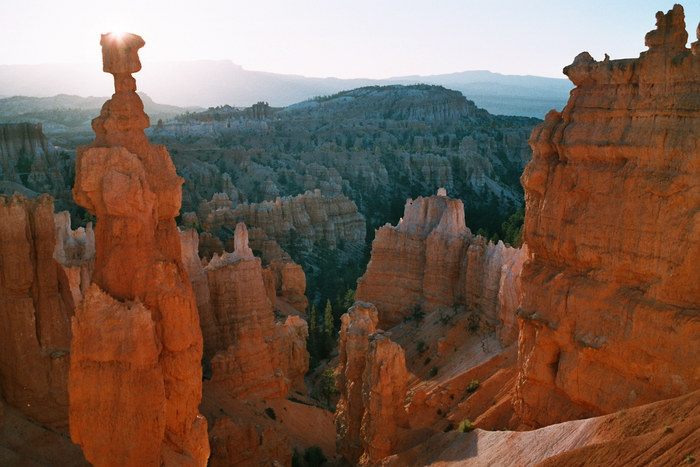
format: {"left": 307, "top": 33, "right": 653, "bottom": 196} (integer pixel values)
{"left": 356, "top": 189, "right": 526, "bottom": 335}
{"left": 180, "top": 223, "right": 309, "bottom": 398}
{"left": 516, "top": 5, "right": 700, "bottom": 427}
{"left": 334, "top": 302, "right": 409, "bottom": 465}
{"left": 68, "top": 32, "right": 209, "bottom": 466}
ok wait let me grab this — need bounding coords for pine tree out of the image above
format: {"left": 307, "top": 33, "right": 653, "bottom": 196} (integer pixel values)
{"left": 308, "top": 304, "right": 318, "bottom": 350}
{"left": 324, "top": 299, "right": 333, "bottom": 337}
{"left": 341, "top": 288, "right": 355, "bottom": 311}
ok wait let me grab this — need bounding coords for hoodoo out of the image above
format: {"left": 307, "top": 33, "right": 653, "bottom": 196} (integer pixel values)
{"left": 68, "top": 33, "right": 209, "bottom": 465}
{"left": 516, "top": 4, "right": 700, "bottom": 426}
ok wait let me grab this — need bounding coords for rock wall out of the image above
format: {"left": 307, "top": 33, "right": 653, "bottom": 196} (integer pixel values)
{"left": 356, "top": 189, "right": 526, "bottom": 334}
{"left": 68, "top": 33, "right": 209, "bottom": 466}
{"left": 516, "top": 5, "right": 700, "bottom": 427}
{"left": 0, "top": 194, "right": 72, "bottom": 430}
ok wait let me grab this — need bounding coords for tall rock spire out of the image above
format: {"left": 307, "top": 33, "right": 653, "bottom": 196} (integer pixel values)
{"left": 69, "top": 32, "right": 209, "bottom": 466}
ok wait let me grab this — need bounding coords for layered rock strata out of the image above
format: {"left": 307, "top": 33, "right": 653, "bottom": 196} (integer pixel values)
{"left": 516, "top": 5, "right": 700, "bottom": 426}
{"left": 68, "top": 33, "right": 209, "bottom": 465}
{"left": 356, "top": 189, "right": 525, "bottom": 333}
{"left": 335, "top": 302, "right": 409, "bottom": 464}
{"left": 0, "top": 194, "right": 72, "bottom": 430}
{"left": 192, "top": 188, "right": 366, "bottom": 249}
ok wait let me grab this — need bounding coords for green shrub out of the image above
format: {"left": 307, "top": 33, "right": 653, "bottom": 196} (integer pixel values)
{"left": 457, "top": 419, "right": 474, "bottom": 433}
{"left": 417, "top": 341, "right": 427, "bottom": 355}
{"left": 404, "top": 305, "right": 424, "bottom": 324}
{"left": 467, "top": 380, "right": 479, "bottom": 393}
{"left": 265, "top": 407, "right": 276, "bottom": 420}
{"left": 467, "top": 313, "right": 480, "bottom": 333}
{"left": 429, "top": 366, "right": 439, "bottom": 378}
{"left": 320, "top": 367, "right": 339, "bottom": 402}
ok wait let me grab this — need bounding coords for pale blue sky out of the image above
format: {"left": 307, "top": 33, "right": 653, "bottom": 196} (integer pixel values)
{"left": 1, "top": 1, "right": 698, "bottom": 79}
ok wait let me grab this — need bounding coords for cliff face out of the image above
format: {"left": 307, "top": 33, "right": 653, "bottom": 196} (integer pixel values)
{"left": 516, "top": 5, "right": 700, "bottom": 427}
{"left": 356, "top": 189, "right": 525, "bottom": 335}
{"left": 0, "top": 194, "right": 73, "bottom": 430}
{"left": 68, "top": 33, "right": 209, "bottom": 466}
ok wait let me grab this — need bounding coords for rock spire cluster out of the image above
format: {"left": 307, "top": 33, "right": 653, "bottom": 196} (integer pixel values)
{"left": 68, "top": 33, "right": 209, "bottom": 465}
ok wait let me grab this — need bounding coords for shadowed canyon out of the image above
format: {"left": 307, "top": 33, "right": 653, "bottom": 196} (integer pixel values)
{"left": 0, "top": 4, "right": 699, "bottom": 466}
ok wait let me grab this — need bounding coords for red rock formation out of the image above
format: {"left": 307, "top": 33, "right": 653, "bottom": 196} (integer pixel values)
{"left": 335, "top": 303, "right": 410, "bottom": 464}
{"left": 53, "top": 210, "right": 94, "bottom": 309}
{"left": 0, "top": 194, "right": 72, "bottom": 430}
{"left": 516, "top": 5, "right": 700, "bottom": 427}
{"left": 180, "top": 221, "right": 309, "bottom": 397}
{"left": 179, "top": 229, "right": 219, "bottom": 358}
{"left": 69, "top": 32, "right": 209, "bottom": 465}
{"left": 266, "top": 259, "right": 308, "bottom": 314}
{"left": 335, "top": 302, "right": 379, "bottom": 464}
{"left": 202, "top": 222, "right": 309, "bottom": 398}
{"left": 359, "top": 331, "right": 408, "bottom": 464}
{"left": 356, "top": 189, "right": 526, "bottom": 331}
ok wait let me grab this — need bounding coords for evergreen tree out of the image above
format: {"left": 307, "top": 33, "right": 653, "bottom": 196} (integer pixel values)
{"left": 341, "top": 288, "right": 355, "bottom": 311}
{"left": 324, "top": 299, "right": 333, "bottom": 337}
{"left": 308, "top": 304, "right": 318, "bottom": 352}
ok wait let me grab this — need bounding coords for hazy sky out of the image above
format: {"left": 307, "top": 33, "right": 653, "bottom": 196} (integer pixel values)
{"left": 1, "top": 1, "right": 699, "bottom": 79}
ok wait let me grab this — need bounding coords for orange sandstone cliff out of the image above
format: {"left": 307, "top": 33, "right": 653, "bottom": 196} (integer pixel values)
{"left": 68, "top": 33, "right": 209, "bottom": 465}
{"left": 516, "top": 4, "right": 700, "bottom": 427}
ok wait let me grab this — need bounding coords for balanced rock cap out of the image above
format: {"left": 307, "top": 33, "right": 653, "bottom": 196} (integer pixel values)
{"left": 100, "top": 32, "right": 145, "bottom": 74}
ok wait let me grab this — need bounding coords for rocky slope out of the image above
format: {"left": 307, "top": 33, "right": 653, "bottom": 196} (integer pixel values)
{"left": 356, "top": 189, "right": 526, "bottom": 334}
{"left": 68, "top": 33, "right": 209, "bottom": 466}
{"left": 516, "top": 4, "right": 700, "bottom": 427}
{"left": 384, "top": 388, "right": 700, "bottom": 466}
